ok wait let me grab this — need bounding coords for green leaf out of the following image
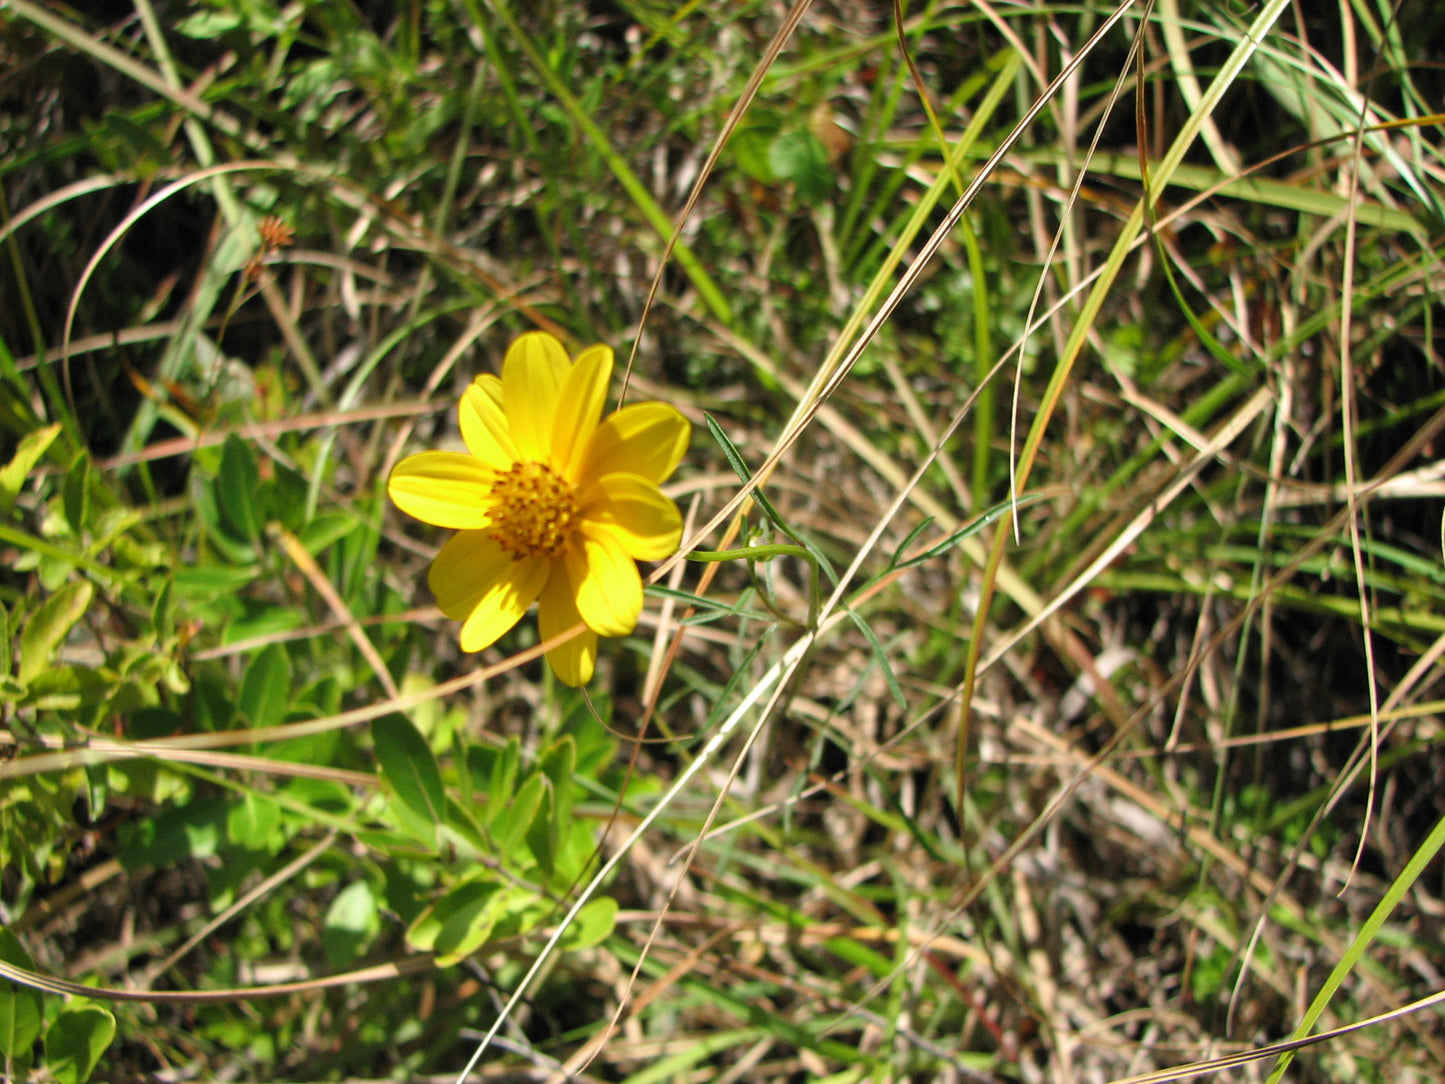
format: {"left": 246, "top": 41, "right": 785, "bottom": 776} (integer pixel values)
{"left": 174, "top": 9, "right": 245, "bottom": 38}
{"left": 889, "top": 493, "right": 1046, "bottom": 573}
{"left": 226, "top": 792, "right": 281, "bottom": 852}
{"left": 18, "top": 580, "right": 94, "bottom": 686}
{"left": 61, "top": 454, "right": 90, "bottom": 536}
{"left": 0, "top": 928, "right": 45, "bottom": 1058}
{"left": 559, "top": 896, "right": 617, "bottom": 951}
{"left": 372, "top": 715, "right": 445, "bottom": 846}
{"left": 22, "top": 664, "right": 112, "bottom": 710}
{"left": 118, "top": 796, "right": 229, "bottom": 868}
{"left": 529, "top": 738, "right": 577, "bottom": 877}
{"left": 497, "top": 773, "right": 546, "bottom": 861}
{"left": 431, "top": 882, "right": 508, "bottom": 965}
{"left": 151, "top": 577, "right": 176, "bottom": 642}
{"left": 237, "top": 644, "right": 291, "bottom": 730}
{"left": 705, "top": 413, "right": 788, "bottom": 533}
{"left": 296, "top": 512, "right": 358, "bottom": 555}
{"left": 443, "top": 796, "right": 487, "bottom": 853}
{"left": 0, "top": 601, "right": 11, "bottom": 681}
{"left": 703, "top": 413, "right": 837, "bottom": 587}
{"left": 323, "top": 882, "right": 379, "bottom": 969}
{"left": 846, "top": 609, "right": 906, "bottom": 710}
{"left": 731, "top": 119, "right": 781, "bottom": 184}
{"left": 485, "top": 737, "right": 521, "bottom": 828}
{"left": 44, "top": 1005, "right": 115, "bottom": 1084}
{"left": 216, "top": 434, "right": 261, "bottom": 542}
{"left": 172, "top": 564, "right": 260, "bottom": 597}
{"left": 407, "top": 879, "right": 509, "bottom": 958}
{"left": 768, "top": 128, "right": 832, "bottom": 204}
{"left": 0, "top": 422, "right": 61, "bottom": 519}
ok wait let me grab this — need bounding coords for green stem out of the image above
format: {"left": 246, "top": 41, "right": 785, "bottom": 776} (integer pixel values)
{"left": 689, "top": 544, "right": 820, "bottom": 631}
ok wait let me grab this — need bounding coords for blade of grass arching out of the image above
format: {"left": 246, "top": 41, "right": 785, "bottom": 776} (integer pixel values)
{"left": 53, "top": 161, "right": 285, "bottom": 460}
{"left": 957, "top": 0, "right": 1293, "bottom": 809}
{"left": 124, "top": 0, "right": 264, "bottom": 452}
{"left": 1243, "top": 40, "right": 1445, "bottom": 227}
{"left": 1264, "top": 808, "right": 1445, "bottom": 1084}
{"left": 472, "top": 0, "right": 732, "bottom": 325}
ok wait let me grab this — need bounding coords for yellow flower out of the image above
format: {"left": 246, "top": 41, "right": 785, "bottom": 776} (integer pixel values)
{"left": 388, "top": 331, "right": 689, "bottom": 686}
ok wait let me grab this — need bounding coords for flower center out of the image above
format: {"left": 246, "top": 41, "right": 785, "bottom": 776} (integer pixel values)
{"left": 487, "top": 461, "right": 577, "bottom": 560}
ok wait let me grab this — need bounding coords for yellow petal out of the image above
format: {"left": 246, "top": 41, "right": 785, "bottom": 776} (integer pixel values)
{"left": 503, "top": 332, "right": 570, "bottom": 462}
{"left": 581, "top": 402, "right": 689, "bottom": 484}
{"left": 427, "top": 530, "right": 512, "bottom": 617}
{"left": 474, "top": 373, "right": 503, "bottom": 406}
{"left": 460, "top": 378, "right": 517, "bottom": 469}
{"left": 538, "top": 564, "right": 597, "bottom": 686}
{"left": 579, "top": 473, "right": 683, "bottom": 560}
{"left": 427, "top": 532, "right": 547, "bottom": 650}
{"left": 552, "top": 344, "right": 613, "bottom": 482}
{"left": 389, "top": 452, "right": 499, "bottom": 529}
{"left": 565, "top": 530, "right": 642, "bottom": 638}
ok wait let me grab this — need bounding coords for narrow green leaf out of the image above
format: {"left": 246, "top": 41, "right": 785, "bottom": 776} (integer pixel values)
{"left": 18, "top": 580, "right": 93, "bottom": 686}
{"left": 891, "top": 494, "right": 1046, "bottom": 573}
{"left": 649, "top": 584, "right": 773, "bottom": 623}
{"left": 704, "top": 413, "right": 789, "bottom": 536}
{"left": 406, "top": 879, "right": 494, "bottom": 953}
{"left": 704, "top": 414, "right": 838, "bottom": 587}
{"left": 530, "top": 740, "right": 576, "bottom": 879}
{"left": 150, "top": 577, "right": 175, "bottom": 642}
{"left": 237, "top": 643, "right": 291, "bottom": 730}
{"left": 443, "top": 796, "right": 487, "bottom": 853}
{"left": 372, "top": 715, "right": 446, "bottom": 845}
{"left": 44, "top": 1006, "right": 115, "bottom": 1084}
{"left": 172, "top": 564, "right": 260, "bottom": 597}
{"left": 887, "top": 516, "right": 936, "bottom": 570}
{"left": 21, "top": 664, "right": 111, "bottom": 710}
{"left": 846, "top": 609, "right": 905, "bottom": 710}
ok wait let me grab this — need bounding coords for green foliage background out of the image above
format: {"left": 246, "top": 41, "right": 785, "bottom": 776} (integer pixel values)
{"left": 2, "top": 1, "right": 1444, "bottom": 1081}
